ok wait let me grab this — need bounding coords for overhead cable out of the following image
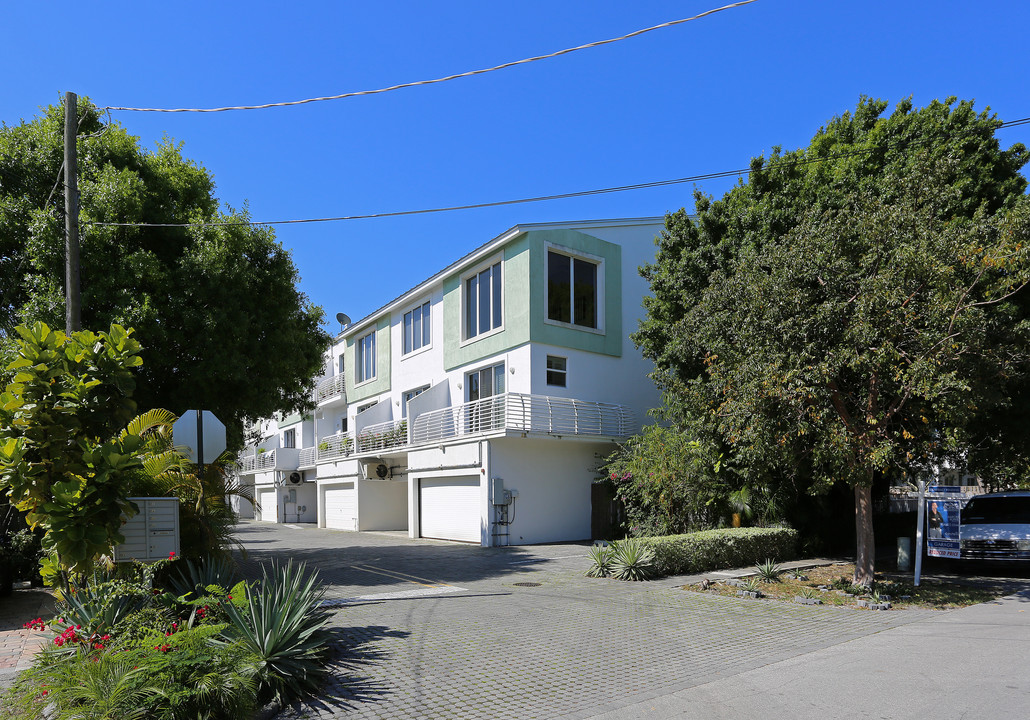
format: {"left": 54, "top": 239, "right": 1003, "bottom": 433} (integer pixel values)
{"left": 103, "top": 0, "right": 760, "bottom": 113}
{"left": 84, "top": 115, "right": 1030, "bottom": 229}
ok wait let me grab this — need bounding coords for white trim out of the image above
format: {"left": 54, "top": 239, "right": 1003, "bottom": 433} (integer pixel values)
{"left": 400, "top": 298, "right": 433, "bottom": 358}
{"left": 355, "top": 329, "right": 377, "bottom": 385}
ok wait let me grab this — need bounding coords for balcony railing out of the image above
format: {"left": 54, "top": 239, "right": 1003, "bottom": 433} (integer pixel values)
{"left": 411, "top": 393, "right": 633, "bottom": 445}
{"left": 317, "top": 433, "right": 354, "bottom": 462}
{"left": 356, "top": 419, "right": 409, "bottom": 454}
{"left": 315, "top": 374, "right": 347, "bottom": 404}
{"left": 298, "top": 446, "right": 317, "bottom": 469}
{"left": 237, "top": 449, "right": 299, "bottom": 475}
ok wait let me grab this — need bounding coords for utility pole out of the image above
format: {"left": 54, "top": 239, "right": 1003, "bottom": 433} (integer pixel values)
{"left": 64, "top": 91, "right": 80, "bottom": 333}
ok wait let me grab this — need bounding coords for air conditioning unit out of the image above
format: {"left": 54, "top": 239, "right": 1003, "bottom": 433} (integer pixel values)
{"left": 363, "top": 460, "right": 392, "bottom": 481}
{"left": 287, "top": 472, "right": 303, "bottom": 485}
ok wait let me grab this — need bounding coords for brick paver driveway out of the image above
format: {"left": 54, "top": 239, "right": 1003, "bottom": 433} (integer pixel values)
{"left": 235, "top": 521, "right": 936, "bottom": 720}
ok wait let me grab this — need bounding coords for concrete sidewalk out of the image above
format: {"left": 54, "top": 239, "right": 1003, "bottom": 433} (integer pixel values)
{"left": 585, "top": 588, "right": 1030, "bottom": 720}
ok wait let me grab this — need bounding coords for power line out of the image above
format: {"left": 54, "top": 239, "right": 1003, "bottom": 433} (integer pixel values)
{"left": 103, "top": 0, "right": 760, "bottom": 113}
{"left": 83, "top": 116, "right": 1030, "bottom": 230}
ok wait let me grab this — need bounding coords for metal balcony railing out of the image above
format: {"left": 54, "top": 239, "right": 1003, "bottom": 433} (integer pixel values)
{"left": 410, "top": 393, "right": 633, "bottom": 445}
{"left": 239, "top": 454, "right": 257, "bottom": 474}
{"left": 315, "top": 374, "right": 347, "bottom": 404}
{"left": 317, "top": 433, "right": 354, "bottom": 462}
{"left": 356, "top": 419, "right": 409, "bottom": 454}
{"left": 298, "top": 446, "right": 317, "bottom": 469}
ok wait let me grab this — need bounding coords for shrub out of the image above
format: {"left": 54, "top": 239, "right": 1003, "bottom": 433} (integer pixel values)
{"left": 635, "top": 527, "right": 798, "bottom": 577}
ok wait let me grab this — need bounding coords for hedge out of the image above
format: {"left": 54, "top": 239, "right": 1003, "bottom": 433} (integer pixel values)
{"left": 635, "top": 527, "right": 799, "bottom": 577}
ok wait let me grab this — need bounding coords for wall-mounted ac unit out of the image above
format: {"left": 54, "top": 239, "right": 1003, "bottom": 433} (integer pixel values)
{"left": 287, "top": 471, "right": 303, "bottom": 485}
{"left": 363, "top": 460, "right": 392, "bottom": 481}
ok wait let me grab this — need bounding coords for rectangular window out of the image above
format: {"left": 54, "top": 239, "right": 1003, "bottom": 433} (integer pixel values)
{"left": 403, "top": 301, "right": 431, "bottom": 355}
{"left": 547, "top": 250, "right": 598, "bottom": 329}
{"left": 356, "top": 401, "right": 378, "bottom": 414}
{"left": 546, "top": 356, "right": 567, "bottom": 387}
{"left": 466, "top": 362, "right": 506, "bottom": 432}
{"left": 465, "top": 261, "right": 502, "bottom": 339}
{"left": 355, "top": 331, "right": 376, "bottom": 384}
{"left": 402, "top": 385, "right": 430, "bottom": 418}
{"left": 282, "top": 428, "right": 296, "bottom": 448}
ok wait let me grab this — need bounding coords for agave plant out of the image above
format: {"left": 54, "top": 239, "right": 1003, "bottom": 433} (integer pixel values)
{"left": 585, "top": 544, "right": 614, "bottom": 578}
{"left": 166, "top": 554, "right": 241, "bottom": 600}
{"left": 799, "top": 585, "right": 819, "bottom": 600}
{"left": 740, "top": 576, "right": 762, "bottom": 594}
{"left": 755, "top": 559, "right": 782, "bottom": 583}
{"left": 609, "top": 538, "right": 657, "bottom": 581}
{"left": 788, "top": 567, "right": 808, "bottom": 581}
{"left": 220, "top": 559, "right": 331, "bottom": 705}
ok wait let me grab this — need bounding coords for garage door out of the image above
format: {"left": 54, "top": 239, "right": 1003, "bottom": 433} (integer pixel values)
{"left": 258, "top": 489, "right": 278, "bottom": 522}
{"left": 324, "top": 484, "right": 357, "bottom": 531}
{"left": 419, "top": 477, "right": 481, "bottom": 543}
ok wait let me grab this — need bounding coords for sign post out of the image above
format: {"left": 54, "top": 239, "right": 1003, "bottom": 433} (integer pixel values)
{"left": 172, "top": 410, "right": 227, "bottom": 478}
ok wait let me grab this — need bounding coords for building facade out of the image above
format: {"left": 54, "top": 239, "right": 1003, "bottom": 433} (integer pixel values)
{"left": 238, "top": 217, "right": 664, "bottom": 545}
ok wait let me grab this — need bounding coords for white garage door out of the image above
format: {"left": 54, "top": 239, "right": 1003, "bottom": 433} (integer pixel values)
{"left": 258, "top": 489, "right": 278, "bottom": 523}
{"left": 324, "top": 484, "right": 357, "bottom": 530}
{"left": 419, "top": 477, "right": 481, "bottom": 543}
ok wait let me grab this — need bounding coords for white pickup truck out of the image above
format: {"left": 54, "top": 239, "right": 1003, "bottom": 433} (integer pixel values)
{"left": 959, "top": 491, "right": 1030, "bottom": 560}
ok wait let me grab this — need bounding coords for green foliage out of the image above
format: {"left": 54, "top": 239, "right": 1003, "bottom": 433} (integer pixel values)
{"left": 754, "top": 559, "right": 782, "bottom": 583}
{"left": 165, "top": 555, "right": 241, "bottom": 599}
{"left": 220, "top": 559, "right": 330, "bottom": 705}
{"left": 633, "top": 97, "right": 1030, "bottom": 580}
{"left": 608, "top": 538, "right": 657, "bottom": 581}
{"left": 635, "top": 527, "right": 799, "bottom": 576}
{"left": 0, "top": 322, "right": 144, "bottom": 576}
{"left": 601, "top": 424, "right": 727, "bottom": 536}
{"left": 799, "top": 585, "right": 819, "bottom": 599}
{"left": 0, "top": 99, "right": 331, "bottom": 451}
{"left": 585, "top": 544, "right": 614, "bottom": 578}
{"left": 739, "top": 577, "right": 762, "bottom": 594}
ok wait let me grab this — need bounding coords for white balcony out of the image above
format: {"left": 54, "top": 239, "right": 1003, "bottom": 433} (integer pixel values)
{"left": 410, "top": 393, "right": 634, "bottom": 445}
{"left": 237, "top": 448, "right": 299, "bottom": 475}
{"left": 356, "top": 419, "right": 409, "bottom": 454}
{"left": 315, "top": 374, "right": 347, "bottom": 405}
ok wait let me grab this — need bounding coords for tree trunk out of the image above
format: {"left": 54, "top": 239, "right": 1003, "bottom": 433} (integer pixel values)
{"left": 854, "top": 483, "right": 875, "bottom": 585}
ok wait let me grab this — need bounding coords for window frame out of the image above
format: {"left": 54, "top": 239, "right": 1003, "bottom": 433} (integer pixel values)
{"left": 543, "top": 243, "right": 605, "bottom": 334}
{"left": 402, "top": 299, "right": 432, "bottom": 357}
{"left": 354, "top": 330, "right": 377, "bottom": 386}
{"left": 545, "top": 355, "right": 567, "bottom": 388}
{"left": 282, "top": 428, "right": 296, "bottom": 448}
{"left": 401, "top": 384, "right": 431, "bottom": 418}
{"left": 460, "top": 256, "right": 505, "bottom": 345}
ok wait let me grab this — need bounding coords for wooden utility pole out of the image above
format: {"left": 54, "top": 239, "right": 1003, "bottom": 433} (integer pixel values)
{"left": 64, "top": 91, "right": 80, "bottom": 333}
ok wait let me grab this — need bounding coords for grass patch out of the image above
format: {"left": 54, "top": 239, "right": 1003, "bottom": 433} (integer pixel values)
{"left": 688, "top": 562, "right": 1010, "bottom": 609}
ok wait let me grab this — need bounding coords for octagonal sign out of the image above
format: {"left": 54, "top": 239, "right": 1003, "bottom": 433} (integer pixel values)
{"left": 172, "top": 409, "right": 226, "bottom": 465}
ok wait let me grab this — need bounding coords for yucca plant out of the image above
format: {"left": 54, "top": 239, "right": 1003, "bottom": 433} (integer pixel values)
{"left": 755, "top": 559, "right": 782, "bottom": 583}
{"left": 220, "top": 559, "right": 331, "bottom": 705}
{"left": 585, "top": 544, "right": 614, "bottom": 578}
{"left": 609, "top": 538, "right": 657, "bottom": 581}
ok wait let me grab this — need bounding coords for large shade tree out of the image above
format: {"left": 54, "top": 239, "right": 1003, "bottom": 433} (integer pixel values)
{"left": 0, "top": 99, "right": 331, "bottom": 447}
{"left": 635, "top": 97, "right": 1030, "bottom": 583}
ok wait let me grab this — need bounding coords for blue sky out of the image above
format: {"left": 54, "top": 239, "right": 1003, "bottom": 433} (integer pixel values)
{"left": 4, "top": 0, "right": 1029, "bottom": 326}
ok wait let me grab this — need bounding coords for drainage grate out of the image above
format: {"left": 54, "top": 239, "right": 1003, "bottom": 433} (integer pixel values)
{"left": 512, "top": 582, "right": 542, "bottom": 587}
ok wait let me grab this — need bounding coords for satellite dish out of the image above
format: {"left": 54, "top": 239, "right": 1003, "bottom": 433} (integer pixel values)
{"left": 335, "top": 312, "right": 351, "bottom": 330}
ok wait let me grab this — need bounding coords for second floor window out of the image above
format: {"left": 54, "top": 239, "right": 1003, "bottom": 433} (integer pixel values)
{"left": 547, "top": 250, "right": 599, "bottom": 329}
{"left": 403, "top": 301, "right": 431, "bottom": 354}
{"left": 282, "top": 428, "right": 296, "bottom": 448}
{"left": 356, "top": 331, "right": 376, "bottom": 384}
{"left": 465, "top": 261, "right": 502, "bottom": 340}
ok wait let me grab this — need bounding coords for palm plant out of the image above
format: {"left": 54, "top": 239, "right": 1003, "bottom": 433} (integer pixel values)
{"left": 126, "top": 409, "right": 253, "bottom": 561}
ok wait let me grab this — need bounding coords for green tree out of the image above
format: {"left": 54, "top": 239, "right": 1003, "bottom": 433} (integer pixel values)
{"left": 0, "top": 322, "right": 145, "bottom": 578}
{"left": 635, "top": 98, "right": 1030, "bottom": 583}
{"left": 0, "top": 99, "right": 331, "bottom": 449}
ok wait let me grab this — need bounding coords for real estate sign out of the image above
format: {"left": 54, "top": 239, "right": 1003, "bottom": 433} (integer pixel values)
{"left": 926, "top": 497, "right": 963, "bottom": 559}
